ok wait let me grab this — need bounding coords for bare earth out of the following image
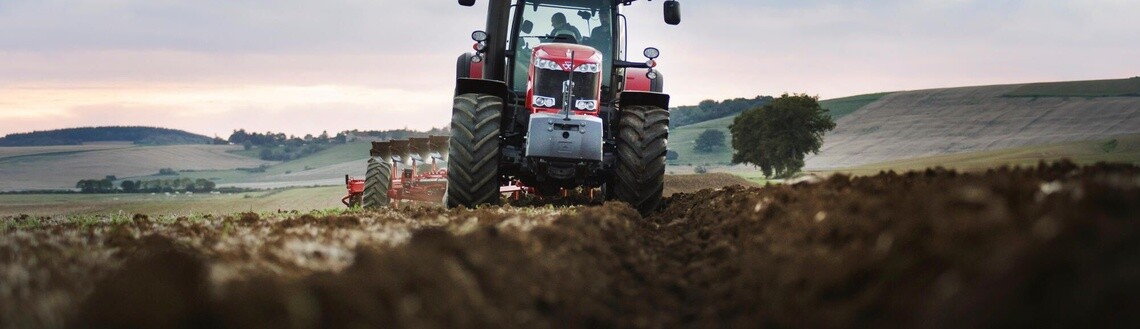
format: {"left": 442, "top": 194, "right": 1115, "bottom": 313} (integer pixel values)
{"left": 2, "top": 161, "right": 1136, "bottom": 328}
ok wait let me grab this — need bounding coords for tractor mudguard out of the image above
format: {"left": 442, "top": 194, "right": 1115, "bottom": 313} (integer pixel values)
{"left": 624, "top": 68, "right": 664, "bottom": 93}
{"left": 456, "top": 53, "right": 484, "bottom": 79}
{"left": 620, "top": 91, "right": 671, "bottom": 111}
{"left": 455, "top": 78, "right": 510, "bottom": 101}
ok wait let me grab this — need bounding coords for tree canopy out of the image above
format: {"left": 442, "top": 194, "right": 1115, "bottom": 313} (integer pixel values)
{"left": 693, "top": 129, "right": 727, "bottom": 153}
{"left": 730, "top": 93, "right": 836, "bottom": 178}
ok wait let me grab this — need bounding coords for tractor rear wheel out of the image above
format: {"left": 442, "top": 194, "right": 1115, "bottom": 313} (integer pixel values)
{"left": 613, "top": 105, "right": 669, "bottom": 215}
{"left": 362, "top": 158, "right": 391, "bottom": 209}
{"left": 446, "top": 93, "right": 502, "bottom": 209}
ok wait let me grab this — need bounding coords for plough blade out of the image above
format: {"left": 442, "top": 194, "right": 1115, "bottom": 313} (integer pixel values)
{"left": 428, "top": 135, "right": 450, "bottom": 162}
{"left": 370, "top": 141, "right": 391, "bottom": 159}
{"left": 410, "top": 137, "right": 431, "bottom": 163}
{"left": 389, "top": 139, "right": 413, "bottom": 166}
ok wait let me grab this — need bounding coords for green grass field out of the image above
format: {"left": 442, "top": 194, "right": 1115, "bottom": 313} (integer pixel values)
{"left": 1004, "top": 77, "right": 1140, "bottom": 98}
{"left": 141, "top": 142, "right": 372, "bottom": 185}
{"left": 669, "top": 115, "right": 736, "bottom": 166}
{"left": 0, "top": 186, "right": 348, "bottom": 217}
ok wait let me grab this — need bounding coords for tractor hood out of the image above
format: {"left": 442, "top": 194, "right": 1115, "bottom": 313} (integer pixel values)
{"left": 532, "top": 44, "right": 602, "bottom": 72}
{"left": 527, "top": 43, "right": 604, "bottom": 115}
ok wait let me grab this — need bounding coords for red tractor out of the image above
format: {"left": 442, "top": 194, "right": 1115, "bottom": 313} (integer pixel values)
{"left": 447, "top": 0, "right": 681, "bottom": 214}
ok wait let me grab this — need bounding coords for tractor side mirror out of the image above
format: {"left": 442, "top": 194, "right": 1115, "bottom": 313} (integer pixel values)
{"left": 521, "top": 20, "right": 534, "bottom": 34}
{"left": 459, "top": 0, "right": 475, "bottom": 6}
{"left": 664, "top": 1, "right": 681, "bottom": 25}
{"left": 577, "top": 10, "right": 592, "bottom": 20}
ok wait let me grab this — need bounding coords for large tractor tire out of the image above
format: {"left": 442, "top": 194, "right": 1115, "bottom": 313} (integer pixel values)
{"left": 613, "top": 105, "right": 669, "bottom": 215}
{"left": 362, "top": 157, "right": 391, "bottom": 209}
{"left": 446, "top": 93, "right": 502, "bottom": 209}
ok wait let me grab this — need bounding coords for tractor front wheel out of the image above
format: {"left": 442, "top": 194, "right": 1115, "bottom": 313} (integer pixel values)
{"left": 613, "top": 105, "right": 669, "bottom": 215}
{"left": 446, "top": 93, "right": 502, "bottom": 209}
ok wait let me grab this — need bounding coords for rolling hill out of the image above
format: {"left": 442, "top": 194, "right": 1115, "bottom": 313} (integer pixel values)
{"left": 666, "top": 77, "right": 1140, "bottom": 172}
{"left": 806, "top": 79, "right": 1140, "bottom": 169}
{"left": 0, "top": 143, "right": 274, "bottom": 191}
{"left": 6, "top": 77, "right": 1139, "bottom": 191}
{"left": 667, "top": 92, "right": 898, "bottom": 166}
{"left": 0, "top": 126, "right": 215, "bottom": 146}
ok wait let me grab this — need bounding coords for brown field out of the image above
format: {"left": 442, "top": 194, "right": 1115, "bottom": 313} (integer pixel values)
{"left": 808, "top": 84, "right": 1140, "bottom": 169}
{"left": 0, "top": 142, "right": 136, "bottom": 159}
{"left": 3, "top": 161, "right": 1137, "bottom": 328}
{"left": 0, "top": 144, "right": 274, "bottom": 191}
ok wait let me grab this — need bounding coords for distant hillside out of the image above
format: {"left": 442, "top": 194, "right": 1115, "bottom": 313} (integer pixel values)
{"left": 806, "top": 81, "right": 1140, "bottom": 169}
{"left": 1004, "top": 77, "right": 1140, "bottom": 98}
{"left": 0, "top": 126, "right": 214, "bottom": 146}
{"left": 666, "top": 94, "right": 879, "bottom": 166}
{"left": 819, "top": 92, "right": 894, "bottom": 120}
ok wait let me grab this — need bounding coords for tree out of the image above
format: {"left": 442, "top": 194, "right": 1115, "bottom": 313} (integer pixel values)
{"left": 76, "top": 180, "right": 97, "bottom": 193}
{"left": 693, "top": 129, "right": 727, "bottom": 153}
{"left": 730, "top": 93, "right": 835, "bottom": 178}
{"left": 121, "top": 180, "right": 137, "bottom": 193}
{"left": 98, "top": 178, "right": 114, "bottom": 192}
{"left": 259, "top": 147, "right": 275, "bottom": 160}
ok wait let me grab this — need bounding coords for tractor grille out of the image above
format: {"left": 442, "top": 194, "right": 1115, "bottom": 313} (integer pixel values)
{"left": 533, "top": 70, "right": 599, "bottom": 110}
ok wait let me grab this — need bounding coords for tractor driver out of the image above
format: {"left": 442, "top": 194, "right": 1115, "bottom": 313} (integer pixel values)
{"left": 586, "top": 13, "right": 611, "bottom": 51}
{"left": 589, "top": 13, "right": 611, "bottom": 42}
{"left": 549, "top": 12, "right": 581, "bottom": 43}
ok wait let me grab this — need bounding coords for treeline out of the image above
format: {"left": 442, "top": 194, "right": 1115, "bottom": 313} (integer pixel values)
{"left": 228, "top": 130, "right": 345, "bottom": 161}
{"left": 75, "top": 177, "right": 218, "bottom": 194}
{"left": 344, "top": 127, "right": 451, "bottom": 141}
{"left": 0, "top": 126, "right": 216, "bottom": 146}
{"left": 227, "top": 127, "right": 451, "bottom": 162}
{"left": 228, "top": 130, "right": 346, "bottom": 147}
{"left": 670, "top": 96, "right": 773, "bottom": 128}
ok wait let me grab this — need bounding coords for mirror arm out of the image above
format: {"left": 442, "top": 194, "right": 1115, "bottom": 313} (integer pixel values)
{"left": 613, "top": 60, "right": 650, "bottom": 69}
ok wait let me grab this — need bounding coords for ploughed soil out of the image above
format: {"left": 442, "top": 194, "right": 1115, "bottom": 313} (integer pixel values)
{"left": 2, "top": 161, "right": 1139, "bottom": 329}
{"left": 664, "top": 172, "right": 760, "bottom": 196}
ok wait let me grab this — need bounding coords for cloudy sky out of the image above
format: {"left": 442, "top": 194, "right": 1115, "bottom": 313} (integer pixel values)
{"left": 1, "top": 0, "right": 1138, "bottom": 138}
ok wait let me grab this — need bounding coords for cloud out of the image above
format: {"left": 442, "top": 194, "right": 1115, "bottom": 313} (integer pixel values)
{"left": 0, "top": 83, "right": 450, "bottom": 137}
{"left": 1, "top": 0, "right": 1139, "bottom": 137}
{"left": 0, "top": 0, "right": 481, "bottom": 54}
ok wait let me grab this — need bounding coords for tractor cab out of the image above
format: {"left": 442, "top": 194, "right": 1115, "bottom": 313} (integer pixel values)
{"left": 448, "top": 0, "right": 681, "bottom": 214}
{"left": 508, "top": 1, "right": 616, "bottom": 98}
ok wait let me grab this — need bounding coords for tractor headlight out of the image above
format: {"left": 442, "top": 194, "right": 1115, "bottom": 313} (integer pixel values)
{"left": 535, "top": 58, "right": 562, "bottom": 71}
{"left": 533, "top": 95, "right": 556, "bottom": 107}
{"left": 573, "top": 63, "right": 600, "bottom": 73}
{"left": 574, "top": 100, "right": 598, "bottom": 111}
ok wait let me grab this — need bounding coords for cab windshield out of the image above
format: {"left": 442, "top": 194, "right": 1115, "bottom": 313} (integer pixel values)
{"left": 512, "top": 0, "right": 613, "bottom": 93}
